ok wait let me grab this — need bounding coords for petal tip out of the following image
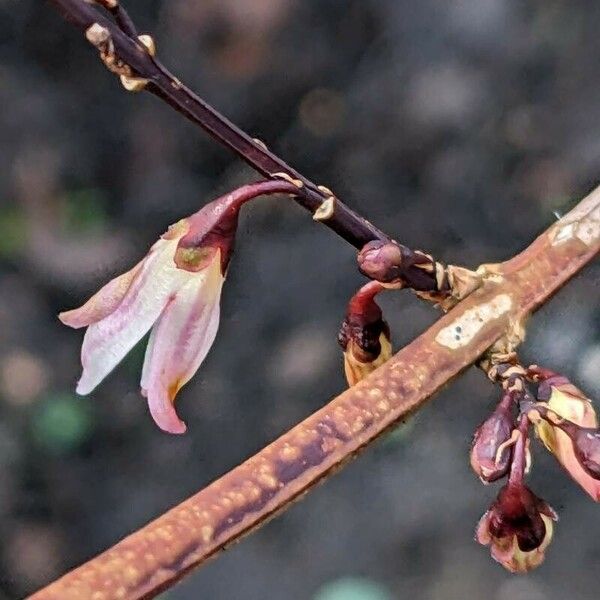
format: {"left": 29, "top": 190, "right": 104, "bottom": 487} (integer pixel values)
{"left": 163, "top": 420, "right": 187, "bottom": 435}
{"left": 76, "top": 376, "right": 95, "bottom": 396}
{"left": 154, "top": 414, "right": 187, "bottom": 435}
{"left": 145, "top": 387, "right": 188, "bottom": 435}
{"left": 59, "top": 309, "right": 84, "bottom": 329}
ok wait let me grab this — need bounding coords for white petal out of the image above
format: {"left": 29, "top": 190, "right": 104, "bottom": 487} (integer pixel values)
{"left": 59, "top": 262, "right": 142, "bottom": 329}
{"left": 76, "top": 238, "right": 193, "bottom": 395}
{"left": 141, "top": 253, "right": 224, "bottom": 434}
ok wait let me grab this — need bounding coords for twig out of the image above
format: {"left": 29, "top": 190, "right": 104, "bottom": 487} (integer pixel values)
{"left": 45, "top": 0, "right": 462, "bottom": 297}
{"left": 49, "top": 0, "right": 385, "bottom": 248}
{"left": 30, "top": 187, "right": 600, "bottom": 600}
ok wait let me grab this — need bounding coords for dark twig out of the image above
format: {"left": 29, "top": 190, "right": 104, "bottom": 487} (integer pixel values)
{"left": 49, "top": 0, "right": 387, "bottom": 249}
{"left": 46, "top": 0, "right": 464, "bottom": 299}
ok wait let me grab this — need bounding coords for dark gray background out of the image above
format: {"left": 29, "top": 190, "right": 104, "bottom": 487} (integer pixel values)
{"left": 0, "top": 1, "right": 599, "bottom": 598}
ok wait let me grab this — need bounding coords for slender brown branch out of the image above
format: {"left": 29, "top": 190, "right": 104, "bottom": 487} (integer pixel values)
{"left": 48, "top": 0, "right": 388, "bottom": 249}
{"left": 45, "top": 0, "right": 463, "bottom": 298}
{"left": 30, "top": 188, "right": 599, "bottom": 600}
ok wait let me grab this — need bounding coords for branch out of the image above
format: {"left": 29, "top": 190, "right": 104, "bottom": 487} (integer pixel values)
{"left": 48, "top": 0, "right": 388, "bottom": 249}
{"left": 45, "top": 0, "right": 465, "bottom": 298}
{"left": 30, "top": 188, "right": 599, "bottom": 600}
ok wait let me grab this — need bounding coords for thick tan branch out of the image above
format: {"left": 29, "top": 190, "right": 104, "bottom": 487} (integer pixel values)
{"left": 30, "top": 189, "right": 599, "bottom": 600}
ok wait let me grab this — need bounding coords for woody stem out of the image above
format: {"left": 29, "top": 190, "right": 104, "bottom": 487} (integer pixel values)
{"left": 48, "top": 0, "right": 389, "bottom": 249}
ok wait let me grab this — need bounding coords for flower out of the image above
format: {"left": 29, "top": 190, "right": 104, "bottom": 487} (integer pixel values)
{"left": 532, "top": 375, "right": 600, "bottom": 500}
{"left": 337, "top": 282, "right": 391, "bottom": 386}
{"left": 470, "top": 391, "right": 515, "bottom": 483}
{"left": 476, "top": 414, "right": 557, "bottom": 572}
{"left": 476, "top": 415, "right": 557, "bottom": 573}
{"left": 60, "top": 180, "right": 298, "bottom": 434}
{"left": 476, "top": 483, "right": 557, "bottom": 573}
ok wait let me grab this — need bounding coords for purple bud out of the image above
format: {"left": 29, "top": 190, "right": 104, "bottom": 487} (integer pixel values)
{"left": 470, "top": 392, "right": 515, "bottom": 483}
{"left": 573, "top": 428, "right": 600, "bottom": 479}
{"left": 548, "top": 416, "right": 600, "bottom": 480}
{"left": 476, "top": 426, "right": 558, "bottom": 575}
{"left": 357, "top": 240, "right": 404, "bottom": 284}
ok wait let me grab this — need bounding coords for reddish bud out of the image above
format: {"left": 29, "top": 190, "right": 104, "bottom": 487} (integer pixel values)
{"left": 338, "top": 282, "right": 391, "bottom": 386}
{"left": 357, "top": 240, "right": 404, "bottom": 285}
{"left": 476, "top": 483, "right": 557, "bottom": 573}
{"left": 470, "top": 392, "right": 515, "bottom": 483}
{"left": 531, "top": 377, "right": 600, "bottom": 501}
{"left": 357, "top": 239, "right": 442, "bottom": 293}
{"left": 536, "top": 406, "right": 600, "bottom": 480}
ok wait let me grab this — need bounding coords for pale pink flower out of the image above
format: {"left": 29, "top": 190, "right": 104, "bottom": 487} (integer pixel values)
{"left": 60, "top": 181, "right": 297, "bottom": 434}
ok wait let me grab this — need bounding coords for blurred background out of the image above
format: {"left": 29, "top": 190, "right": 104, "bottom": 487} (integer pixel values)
{"left": 1, "top": 0, "right": 600, "bottom": 598}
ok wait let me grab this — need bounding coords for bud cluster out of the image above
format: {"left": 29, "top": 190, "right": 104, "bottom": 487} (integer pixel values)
{"left": 471, "top": 358, "right": 600, "bottom": 572}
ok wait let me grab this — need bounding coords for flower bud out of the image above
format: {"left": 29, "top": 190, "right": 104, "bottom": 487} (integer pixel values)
{"left": 532, "top": 377, "right": 600, "bottom": 500}
{"left": 535, "top": 406, "right": 600, "bottom": 480}
{"left": 357, "top": 240, "right": 404, "bottom": 285}
{"left": 562, "top": 424, "right": 600, "bottom": 479}
{"left": 338, "top": 282, "right": 391, "bottom": 386}
{"left": 470, "top": 392, "right": 515, "bottom": 483}
{"left": 476, "top": 483, "right": 557, "bottom": 573}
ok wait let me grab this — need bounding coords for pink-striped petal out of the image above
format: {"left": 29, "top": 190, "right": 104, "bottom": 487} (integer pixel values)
{"left": 59, "top": 262, "right": 142, "bottom": 329}
{"left": 141, "top": 252, "right": 224, "bottom": 434}
{"left": 76, "top": 238, "right": 194, "bottom": 395}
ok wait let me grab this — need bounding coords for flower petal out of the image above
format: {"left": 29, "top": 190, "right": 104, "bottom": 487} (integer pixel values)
{"left": 475, "top": 510, "right": 493, "bottom": 545}
{"left": 76, "top": 238, "right": 193, "bottom": 395}
{"left": 59, "top": 262, "right": 142, "bottom": 329}
{"left": 141, "top": 252, "right": 224, "bottom": 434}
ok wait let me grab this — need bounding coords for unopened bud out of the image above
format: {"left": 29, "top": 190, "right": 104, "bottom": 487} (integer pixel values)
{"left": 338, "top": 282, "right": 391, "bottom": 386}
{"left": 470, "top": 392, "right": 515, "bottom": 483}
{"left": 535, "top": 406, "right": 600, "bottom": 480}
{"left": 357, "top": 240, "right": 403, "bottom": 285}
{"left": 531, "top": 373, "right": 600, "bottom": 501}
